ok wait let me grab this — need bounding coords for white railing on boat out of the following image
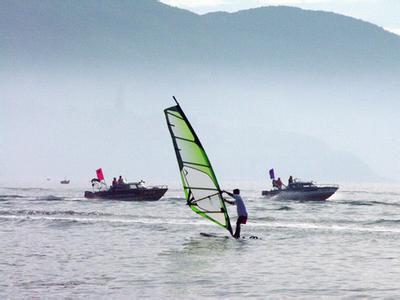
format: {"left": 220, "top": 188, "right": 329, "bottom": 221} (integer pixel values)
{"left": 315, "top": 184, "right": 339, "bottom": 188}
{"left": 148, "top": 185, "right": 168, "bottom": 189}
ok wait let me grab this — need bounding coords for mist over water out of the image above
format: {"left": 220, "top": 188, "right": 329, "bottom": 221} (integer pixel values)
{"left": 1, "top": 184, "right": 400, "bottom": 298}
{"left": 1, "top": 70, "right": 399, "bottom": 186}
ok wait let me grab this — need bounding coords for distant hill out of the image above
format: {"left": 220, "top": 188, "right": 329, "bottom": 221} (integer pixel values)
{"left": 2, "top": 0, "right": 400, "bottom": 75}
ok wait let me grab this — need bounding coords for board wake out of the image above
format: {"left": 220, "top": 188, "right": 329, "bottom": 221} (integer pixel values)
{"left": 200, "top": 232, "right": 229, "bottom": 239}
{"left": 243, "top": 235, "right": 261, "bottom": 240}
{"left": 200, "top": 232, "right": 260, "bottom": 240}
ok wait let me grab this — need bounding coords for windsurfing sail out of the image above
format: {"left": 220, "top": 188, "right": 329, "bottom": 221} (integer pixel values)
{"left": 164, "top": 97, "right": 233, "bottom": 235}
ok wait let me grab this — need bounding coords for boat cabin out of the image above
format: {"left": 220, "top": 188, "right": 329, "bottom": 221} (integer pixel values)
{"left": 287, "top": 181, "right": 318, "bottom": 191}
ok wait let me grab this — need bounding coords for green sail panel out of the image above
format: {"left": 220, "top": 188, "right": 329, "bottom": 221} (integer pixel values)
{"left": 165, "top": 101, "right": 232, "bottom": 234}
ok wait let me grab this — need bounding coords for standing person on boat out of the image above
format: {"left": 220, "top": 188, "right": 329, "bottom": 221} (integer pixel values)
{"left": 272, "top": 179, "right": 277, "bottom": 189}
{"left": 118, "top": 176, "right": 124, "bottom": 185}
{"left": 276, "top": 177, "right": 285, "bottom": 190}
{"left": 223, "top": 189, "right": 248, "bottom": 239}
{"left": 288, "top": 176, "right": 294, "bottom": 186}
{"left": 112, "top": 177, "right": 118, "bottom": 186}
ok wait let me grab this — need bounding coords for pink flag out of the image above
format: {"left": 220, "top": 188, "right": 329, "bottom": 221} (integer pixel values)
{"left": 96, "top": 168, "right": 105, "bottom": 181}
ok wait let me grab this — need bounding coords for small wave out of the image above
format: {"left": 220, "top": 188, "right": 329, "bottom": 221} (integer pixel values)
{"left": 338, "top": 200, "right": 373, "bottom": 206}
{"left": 0, "top": 195, "right": 66, "bottom": 202}
{"left": 370, "top": 201, "right": 400, "bottom": 207}
{"left": 341, "top": 190, "right": 400, "bottom": 196}
{"left": 338, "top": 200, "right": 400, "bottom": 207}
{"left": 0, "top": 214, "right": 214, "bottom": 227}
{"left": 35, "top": 195, "right": 65, "bottom": 201}
{"left": 19, "top": 279, "right": 86, "bottom": 289}
{"left": 254, "top": 206, "right": 293, "bottom": 212}
{"left": 254, "top": 216, "right": 276, "bottom": 222}
{"left": 250, "top": 221, "right": 400, "bottom": 234}
{"left": 0, "top": 209, "right": 114, "bottom": 217}
{"left": 1, "top": 187, "right": 51, "bottom": 191}
{"left": 0, "top": 194, "right": 26, "bottom": 199}
{"left": 277, "top": 206, "right": 292, "bottom": 211}
{"left": 163, "top": 197, "right": 185, "bottom": 201}
{"left": 366, "top": 219, "right": 400, "bottom": 225}
{"left": 3, "top": 214, "right": 400, "bottom": 234}
{"left": 0, "top": 194, "right": 86, "bottom": 202}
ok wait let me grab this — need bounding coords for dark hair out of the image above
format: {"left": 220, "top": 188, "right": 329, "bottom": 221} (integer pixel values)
{"left": 233, "top": 189, "right": 240, "bottom": 195}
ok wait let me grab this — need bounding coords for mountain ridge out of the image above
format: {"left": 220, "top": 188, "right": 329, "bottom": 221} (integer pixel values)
{"left": 2, "top": 0, "right": 400, "bottom": 75}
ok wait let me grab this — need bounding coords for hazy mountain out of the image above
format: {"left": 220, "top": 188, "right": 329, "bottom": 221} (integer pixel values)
{"left": 2, "top": 0, "right": 400, "bottom": 74}
{"left": 1, "top": 0, "right": 399, "bottom": 185}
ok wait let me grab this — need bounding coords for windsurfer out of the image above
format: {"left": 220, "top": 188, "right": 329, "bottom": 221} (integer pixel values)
{"left": 223, "top": 189, "right": 248, "bottom": 239}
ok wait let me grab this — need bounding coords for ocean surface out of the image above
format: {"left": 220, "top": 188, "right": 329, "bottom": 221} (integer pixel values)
{"left": 1, "top": 184, "right": 400, "bottom": 299}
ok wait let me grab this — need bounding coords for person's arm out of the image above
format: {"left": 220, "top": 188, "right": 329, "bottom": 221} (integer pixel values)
{"left": 224, "top": 199, "right": 235, "bottom": 205}
{"left": 222, "top": 190, "right": 234, "bottom": 197}
{"left": 221, "top": 190, "right": 235, "bottom": 205}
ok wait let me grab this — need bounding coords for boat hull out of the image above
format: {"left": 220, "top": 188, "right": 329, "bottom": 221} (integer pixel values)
{"left": 261, "top": 187, "right": 338, "bottom": 201}
{"left": 84, "top": 187, "right": 168, "bottom": 201}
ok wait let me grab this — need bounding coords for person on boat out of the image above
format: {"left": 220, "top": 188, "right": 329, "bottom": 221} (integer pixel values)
{"left": 288, "top": 176, "right": 294, "bottom": 186}
{"left": 276, "top": 177, "right": 284, "bottom": 190}
{"left": 112, "top": 177, "right": 118, "bottom": 186}
{"left": 223, "top": 189, "right": 248, "bottom": 239}
{"left": 118, "top": 176, "right": 124, "bottom": 185}
{"left": 272, "top": 179, "right": 277, "bottom": 189}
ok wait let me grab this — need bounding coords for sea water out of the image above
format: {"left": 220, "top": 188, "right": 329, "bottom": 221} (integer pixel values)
{"left": 1, "top": 184, "right": 400, "bottom": 298}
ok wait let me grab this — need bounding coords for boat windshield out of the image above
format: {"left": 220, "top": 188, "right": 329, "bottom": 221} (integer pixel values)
{"left": 128, "top": 181, "right": 146, "bottom": 189}
{"left": 288, "top": 181, "right": 315, "bottom": 189}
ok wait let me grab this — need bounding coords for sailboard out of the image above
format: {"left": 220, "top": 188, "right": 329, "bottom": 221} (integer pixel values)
{"left": 164, "top": 97, "right": 233, "bottom": 235}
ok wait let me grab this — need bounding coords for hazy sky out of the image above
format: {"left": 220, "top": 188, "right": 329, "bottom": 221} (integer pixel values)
{"left": 161, "top": 0, "right": 400, "bottom": 35}
{"left": 2, "top": 0, "right": 399, "bottom": 186}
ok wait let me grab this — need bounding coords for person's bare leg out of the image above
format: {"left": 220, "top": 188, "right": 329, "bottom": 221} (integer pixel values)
{"left": 234, "top": 219, "right": 241, "bottom": 239}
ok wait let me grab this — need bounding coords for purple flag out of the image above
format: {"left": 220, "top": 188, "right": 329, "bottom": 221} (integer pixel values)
{"left": 269, "top": 168, "right": 275, "bottom": 180}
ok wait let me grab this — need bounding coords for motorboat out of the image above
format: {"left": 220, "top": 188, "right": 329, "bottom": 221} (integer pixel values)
{"left": 262, "top": 180, "right": 338, "bottom": 201}
{"left": 84, "top": 180, "right": 167, "bottom": 201}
